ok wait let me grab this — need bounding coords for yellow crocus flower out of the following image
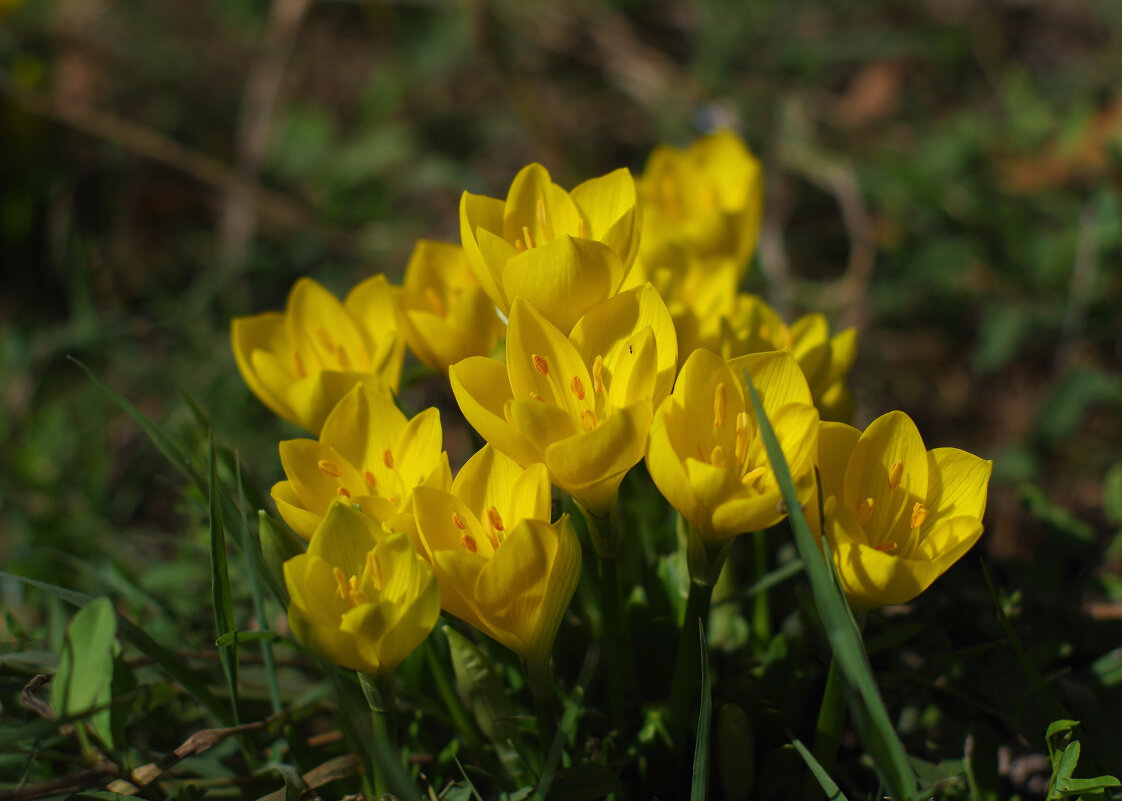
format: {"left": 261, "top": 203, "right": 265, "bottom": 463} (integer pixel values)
{"left": 814, "top": 412, "right": 992, "bottom": 611}
{"left": 450, "top": 284, "right": 677, "bottom": 524}
{"left": 271, "top": 385, "right": 450, "bottom": 541}
{"left": 396, "top": 239, "right": 504, "bottom": 374}
{"left": 646, "top": 348, "right": 819, "bottom": 559}
{"left": 412, "top": 445, "right": 581, "bottom": 682}
{"left": 459, "top": 162, "right": 641, "bottom": 333}
{"left": 637, "top": 129, "right": 763, "bottom": 271}
{"left": 284, "top": 500, "right": 440, "bottom": 675}
{"left": 721, "top": 294, "right": 858, "bottom": 422}
{"left": 232, "top": 275, "right": 405, "bottom": 434}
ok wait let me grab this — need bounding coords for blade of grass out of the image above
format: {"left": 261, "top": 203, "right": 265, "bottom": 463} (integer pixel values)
{"left": 691, "top": 624, "right": 712, "bottom": 801}
{"left": 236, "top": 455, "right": 283, "bottom": 715}
{"left": 743, "top": 370, "right": 917, "bottom": 800}
{"left": 0, "top": 570, "right": 232, "bottom": 726}
{"left": 790, "top": 734, "right": 850, "bottom": 801}
{"left": 209, "top": 434, "right": 240, "bottom": 725}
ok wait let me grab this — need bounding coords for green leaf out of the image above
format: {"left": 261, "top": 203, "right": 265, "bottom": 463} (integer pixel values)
{"left": 209, "top": 434, "right": 239, "bottom": 724}
{"left": 216, "top": 630, "right": 290, "bottom": 647}
{"left": 691, "top": 624, "right": 712, "bottom": 801}
{"left": 1, "top": 570, "right": 231, "bottom": 726}
{"left": 444, "top": 626, "right": 530, "bottom": 783}
{"left": 743, "top": 369, "right": 918, "bottom": 800}
{"left": 52, "top": 597, "right": 119, "bottom": 748}
{"left": 790, "top": 735, "right": 850, "bottom": 801}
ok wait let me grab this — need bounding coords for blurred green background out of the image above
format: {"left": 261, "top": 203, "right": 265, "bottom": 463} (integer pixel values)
{"left": 2, "top": 0, "right": 1122, "bottom": 793}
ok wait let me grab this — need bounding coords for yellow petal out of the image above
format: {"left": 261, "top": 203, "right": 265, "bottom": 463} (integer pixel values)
{"left": 501, "top": 236, "right": 624, "bottom": 334}
{"left": 506, "top": 298, "right": 593, "bottom": 420}
{"left": 283, "top": 553, "right": 348, "bottom": 626}
{"left": 685, "top": 456, "right": 734, "bottom": 510}
{"left": 320, "top": 386, "right": 406, "bottom": 480}
{"left": 272, "top": 480, "right": 323, "bottom": 541}
{"left": 287, "top": 278, "right": 368, "bottom": 373}
{"left": 924, "top": 449, "right": 992, "bottom": 530}
{"left": 669, "top": 349, "right": 741, "bottom": 463}
{"left": 395, "top": 407, "right": 444, "bottom": 488}
{"left": 450, "top": 357, "right": 540, "bottom": 468}
{"left": 571, "top": 167, "right": 640, "bottom": 267}
{"left": 570, "top": 283, "right": 678, "bottom": 406}
{"left": 307, "top": 500, "right": 382, "bottom": 570}
{"left": 278, "top": 439, "right": 366, "bottom": 517}
{"left": 502, "top": 163, "right": 582, "bottom": 245}
{"left": 646, "top": 399, "right": 703, "bottom": 530}
{"left": 710, "top": 491, "right": 784, "bottom": 539}
{"left": 544, "top": 400, "right": 652, "bottom": 515}
{"left": 843, "top": 411, "right": 929, "bottom": 548}
{"left": 730, "top": 349, "right": 814, "bottom": 421}
{"left": 287, "top": 605, "right": 373, "bottom": 674}
{"left": 507, "top": 398, "right": 579, "bottom": 456}
{"left": 816, "top": 421, "right": 862, "bottom": 507}
{"left": 231, "top": 313, "right": 296, "bottom": 423}
{"left": 452, "top": 445, "right": 552, "bottom": 526}
{"left": 459, "top": 191, "right": 508, "bottom": 306}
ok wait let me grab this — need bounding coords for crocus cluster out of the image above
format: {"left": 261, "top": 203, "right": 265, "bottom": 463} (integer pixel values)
{"left": 232, "top": 129, "right": 991, "bottom": 683}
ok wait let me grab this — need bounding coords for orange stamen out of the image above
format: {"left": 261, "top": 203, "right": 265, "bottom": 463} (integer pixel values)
{"left": 888, "top": 460, "right": 904, "bottom": 490}
{"left": 532, "top": 353, "right": 549, "bottom": 376}
{"left": 383, "top": 449, "right": 394, "bottom": 469}
{"left": 570, "top": 376, "right": 586, "bottom": 401}
{"left": 910, "top": 502, "right": 928, "bottom": 529}
{"left": 318, "top": 459, "right": 342, "bottom": 477}
{"left": 856, "top": 497, "right": 875, "bottom": 526}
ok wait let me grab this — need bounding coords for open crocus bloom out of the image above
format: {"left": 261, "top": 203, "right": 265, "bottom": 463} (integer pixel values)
{"left": 284, "top": 500, "right": 440, "bottom": 675}
{"left": 271, "top": 385, "right": 450, "bottom": 540}
{"left": 647, "top": 348, "right": 820, "bottom": 546}
{"left": 459, "top": 162, "right": 641, "bottom": 333}
{"left": 231, "top": 275, "right": 404, "bottom": 434}
{"left": 395, "top": 239, "right": 504, "bottom": 373}
{"left": 450, "top": 284, "right": 676, "bottom": 523}
{"left": 412, "top": 445, "right": 580, "bottom": 679}
{"left": 637, "top": 129, "right": 763, "bottom": 271}
{"left": 815, "top": 411, "right": 992, "bottom": 611}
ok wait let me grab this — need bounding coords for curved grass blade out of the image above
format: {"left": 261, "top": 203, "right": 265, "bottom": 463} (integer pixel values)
{"left": 743, "top": 370, "right": 917, "bottom": 800}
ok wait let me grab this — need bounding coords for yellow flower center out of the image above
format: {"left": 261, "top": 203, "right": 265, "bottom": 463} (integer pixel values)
{"left": 332, "top": 551, "right": 382, "bottom": 609}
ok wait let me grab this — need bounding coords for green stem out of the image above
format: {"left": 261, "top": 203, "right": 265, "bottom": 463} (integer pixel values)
{"left": 669, "top": 579, "right": 715, "bottom": 739}
{"left": 360, "top": 670, "right": 399, "bottom": 798}
{"left": 425, "top": 639, "right": 483, "bottom": 750}
{"left": 528, "top": 660, "right": 560, "bottom": 756}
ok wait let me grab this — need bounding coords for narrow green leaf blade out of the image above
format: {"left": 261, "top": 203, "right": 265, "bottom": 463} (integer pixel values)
{"left": 791, "top": 735, "right": 850, "bottom": 801}
{"left": 743, "top": 370, "right": 917, "bottom": 800}
{"left": 209, "top": 434, "right": 240, "bottom": 723}
{"left": 691, "top": 624, "right": 712, "bottom": 801}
